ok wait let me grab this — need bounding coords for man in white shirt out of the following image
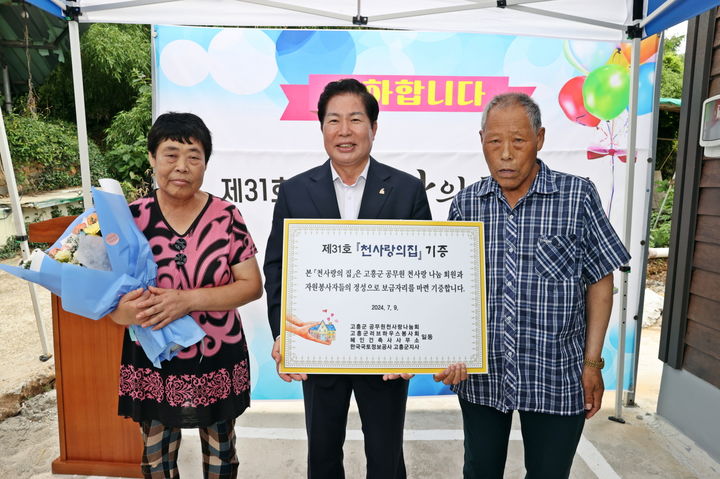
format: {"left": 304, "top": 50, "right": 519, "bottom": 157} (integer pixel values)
{"left": 263, "top": 78, "right": 432, "bottom": 479}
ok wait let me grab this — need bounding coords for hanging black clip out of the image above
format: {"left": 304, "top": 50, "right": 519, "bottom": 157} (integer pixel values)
{"left": 626, "top": 24, "right": 642, "bottom": 39}
{"left": 497, "top": 0, "right": 507, "bottom": 8}
{"left": 64, "top": 6, "right": 82, "bottom": 21}
{"left": 352, "top": 15, "right": 368, "bottom": 25}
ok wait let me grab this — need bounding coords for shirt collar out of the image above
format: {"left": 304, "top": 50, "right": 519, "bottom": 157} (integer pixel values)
{"left": 476, "top": 159, "right": 558, "bottom": 198}
{"left": 331, "top": 160, "right": 369, "bottom": 187}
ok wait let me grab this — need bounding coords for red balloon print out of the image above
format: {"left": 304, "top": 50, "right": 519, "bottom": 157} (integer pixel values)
{"left": 558, "top": 76, "right": 601, "bottom": 127}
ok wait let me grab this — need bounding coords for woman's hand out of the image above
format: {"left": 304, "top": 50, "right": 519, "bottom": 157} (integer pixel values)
{"left": 108, "top": 288, "right": 151, "bottom": 326}
{"left": 136, "top": 285, "right": 193, "bottom": 330}
{"left": 134, "top": 258, "right": 263, "bottom": 331}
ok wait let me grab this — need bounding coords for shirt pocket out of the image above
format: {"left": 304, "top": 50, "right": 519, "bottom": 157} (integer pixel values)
{"left": 534, "top": 234, "right": 577, "bottom": 281}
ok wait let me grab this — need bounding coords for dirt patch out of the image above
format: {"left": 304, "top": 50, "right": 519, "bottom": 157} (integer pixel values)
{"left": 647, "top": 258, "right": 668, "bottom": 283}
{"left": 0, "top": 376, "right": 55, "bottom": 421}
{"left": 646, "top": 258, "right": 667, "bottom": 296}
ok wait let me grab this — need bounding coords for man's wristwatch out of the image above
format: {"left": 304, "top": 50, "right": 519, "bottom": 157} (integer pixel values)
{"left": 583, "top": 357, "right": 605, "bottom": 369}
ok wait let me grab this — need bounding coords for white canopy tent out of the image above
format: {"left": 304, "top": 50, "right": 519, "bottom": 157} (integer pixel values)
{"left": 5, "top": 0, "right": 719, "bottom": 421}
{"left": 36, "top": 0, "right": 694, "bottom": 41}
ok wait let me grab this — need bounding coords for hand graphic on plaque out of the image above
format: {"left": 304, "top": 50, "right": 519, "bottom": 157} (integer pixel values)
{"left": 285, "top": 314, "right": 335, "bottom": 345}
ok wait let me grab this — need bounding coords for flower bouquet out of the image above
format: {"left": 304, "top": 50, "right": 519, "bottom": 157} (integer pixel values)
{"left": 0, "top": 179, "right": 205, "bottom": 367}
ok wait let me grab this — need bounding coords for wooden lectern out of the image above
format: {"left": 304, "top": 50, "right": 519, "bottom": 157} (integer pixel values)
{"left": 29, "top": 216, "right": 143, "bottom": 478}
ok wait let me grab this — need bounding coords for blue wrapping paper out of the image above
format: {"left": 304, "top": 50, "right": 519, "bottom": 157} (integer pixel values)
{"left": 0, "top": 181, "right": 205, "bottom": 367}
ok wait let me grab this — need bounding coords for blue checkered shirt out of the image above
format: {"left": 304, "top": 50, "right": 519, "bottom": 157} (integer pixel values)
{"left": 449, "top": 160, "right": 630, "bottom": 415}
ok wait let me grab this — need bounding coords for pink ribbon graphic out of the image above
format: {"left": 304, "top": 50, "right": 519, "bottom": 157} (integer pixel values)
{"left": 281, "top": 74, "right": 535, "bottom": 121}
{"left": 587, "top": 147, "right": 636, "bottom": 163}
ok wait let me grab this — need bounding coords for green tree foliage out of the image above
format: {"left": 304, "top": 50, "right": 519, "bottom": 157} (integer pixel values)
{"left": 37, "top": 24, "right": 151, "bottom": 139}
{"left": 660, "top": 35, "right": 684, "bottom": 99}
{"left": 27, "top": 23, "right": 153, "bottom": 196}
{"left": 649, "top": 35, "right": 684, "bottom": 249}
{"left": 4, "top": 113, "right": 109, "bottom": 193}
{"left": 650, "top": 178, "right": 674, "bottom": 248}
{"left": 656, "top": 34, "right": 684, "bottom": 180}
{"left": 104, "top": 71, "right": 153, "bottom": 198}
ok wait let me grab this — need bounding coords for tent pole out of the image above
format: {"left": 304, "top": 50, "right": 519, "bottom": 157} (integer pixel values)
{"left": 81, "top": 0, "right": 179, "bottom": 14}
{"left": 370, "top": 0, "right": 549, "bottom": 23}
{"left": 2, "top": 65, "right": 11, "bottom": 114}
{"left": 507, "top": 5, "right": 625, "bottom": 32}
{"left": 234, "top": 0, "right": 348, "bottom": 22}
{"left": 639, "top": 0, "right": 682, "bottom": 28}
{"left": 610, "top": 34, "right": 642, "bottom": 424}
{"left": 627, "top": 32, "right": 666, "bottom": 406}
{"left": 49, "top": 0, "right": 66, "bottom": 10}
{"left": 68, "top": 19, "right": 92, "bottom": 208}
{"left": 0, "top": 109, "right": 52, "bottom": 361}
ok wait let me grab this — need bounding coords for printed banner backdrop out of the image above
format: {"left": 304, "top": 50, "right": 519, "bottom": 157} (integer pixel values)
{"left": 153, "top": 25, "right": 657, "bottom": 399}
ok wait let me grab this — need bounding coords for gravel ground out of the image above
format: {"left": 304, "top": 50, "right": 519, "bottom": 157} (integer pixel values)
{"left": 0, "top": 255, "right": 55, "bottom": 420}
{"left": 3, "top": 254, "right": 696, "bottom": 479}
{"left": 0, "top": 390, "right": 59, "bottom": 479}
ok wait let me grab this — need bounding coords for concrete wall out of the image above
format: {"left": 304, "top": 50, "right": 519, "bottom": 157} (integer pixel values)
{"left": 657, "top": 364, "right": 720, "bottom": 463}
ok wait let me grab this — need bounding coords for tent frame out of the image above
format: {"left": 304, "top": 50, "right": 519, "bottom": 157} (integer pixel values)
{"left": 0, "top": 111, "right": 52, "bottom": 361}
{"left": 67, "top": 18, "right": 93, "bottom": 209}
{"left": 4, "top": 0, "right": 710, "bottom": 422}
{"left": 610, "top": 34, "right": 641, "bottom": 423}
{"left": 73, "top": 0, "right": 630, "bottom": 31}
{"left": 72, "top": 1, "right": 643, "bottom": 422}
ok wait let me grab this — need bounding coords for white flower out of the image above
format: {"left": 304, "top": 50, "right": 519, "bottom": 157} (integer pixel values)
{"left": 54, "top": 249, "right": 72, "bottom": 263}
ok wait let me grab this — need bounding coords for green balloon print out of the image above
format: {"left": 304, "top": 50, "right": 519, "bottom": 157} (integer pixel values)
{"left": 582, "top": 64, "right": 630, "bottom": 121}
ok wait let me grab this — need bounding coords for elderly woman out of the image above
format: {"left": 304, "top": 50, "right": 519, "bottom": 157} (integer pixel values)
{"left": 110, "top": 112, "right": 262, "bottom": 479}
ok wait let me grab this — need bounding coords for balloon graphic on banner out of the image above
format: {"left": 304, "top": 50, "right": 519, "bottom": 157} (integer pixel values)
{"left": 160, "top": 40, "right": 210, "bottom": 87}
{"left": 607, "top": 48, "right": 630, "bottom": 68}
{"left": 276, "top": 30, "right": 356, "bottom": 84}
{"left": 567, "top": 40, "right": 617, "bottom": 72}
{"left": 582, "top": 64, "right": 630, "bottom": 120}
{"left": 601, "top": 345, "right": 634, "bottom": 390}
{"left": 558, "top": 76, "right": 601, "bottom": 127}
{"left": 637, "top": 62, "right": 657, "bottom": 115}
{"left": 621, "top": 34, "right": 660, "bottom": 64}
{"left": 355, "top": 46, "right": 415, "bottom": 75}
{"left": 607, "top": 323, "right": 636, "bottom": 354}
{"left": 208, "top": 30, "right": 278, "bottom": 95}
{"left": 404, "top": 34, "right": 465, "bottom": 73}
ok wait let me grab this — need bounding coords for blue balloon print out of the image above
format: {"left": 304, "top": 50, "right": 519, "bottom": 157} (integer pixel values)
{"left": 608, "top": 324, "right": 636, "bottom": 354}
{"left": 403, "top": 34, "right": 464, "bottom": 74}
{"left": 568, "top": 40, "right": 617, "bottom": 72}
{"left": 276, "top": 31, "right": 356, "bottom": 84}
{"left": 409, "top": 374, "right": 452, "bottom": 396}
{"left": 637, "top": 62, "right": 657, "bottom": 115}
{"left": 527, "top": 37, "right": 563, "bottom": 67}
{"left": 276, "top": 30, "right": 314, "bottom": 55}
{"left": 601, "top": 352, "right": 617, "bottom": 390}
{"left": 600, "top": 348, "right": 635, "bottom": 390}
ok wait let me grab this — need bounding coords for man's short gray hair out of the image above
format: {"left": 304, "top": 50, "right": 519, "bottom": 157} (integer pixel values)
{"left": 481, "top": 93, "right": 542, "bottom": 133}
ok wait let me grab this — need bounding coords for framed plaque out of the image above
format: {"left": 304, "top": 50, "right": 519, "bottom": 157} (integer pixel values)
{"left": 279, "top": 219, "right": 486, "bottom": 374}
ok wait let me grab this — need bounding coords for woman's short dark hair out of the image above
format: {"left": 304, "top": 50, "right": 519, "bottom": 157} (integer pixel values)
{"left": 317, "top": 78, "right": 379, "bottom": 126}
{"left": 147, "top": 112, "right": 213, "bottom": 163}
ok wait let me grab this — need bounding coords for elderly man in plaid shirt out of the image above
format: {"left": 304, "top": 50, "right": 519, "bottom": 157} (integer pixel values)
{"left": 434, "top": 92, "right": 630, "bottom": 478}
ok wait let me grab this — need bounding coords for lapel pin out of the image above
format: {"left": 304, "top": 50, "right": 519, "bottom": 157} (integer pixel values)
{"left": 379, "top": 188, "right": 385, "bottom": 195}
